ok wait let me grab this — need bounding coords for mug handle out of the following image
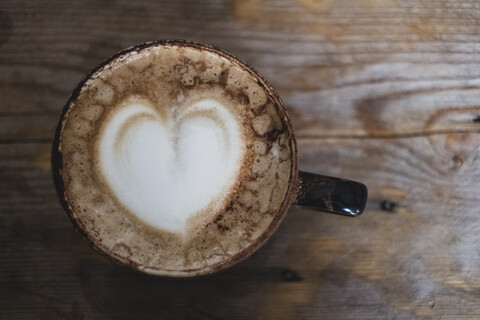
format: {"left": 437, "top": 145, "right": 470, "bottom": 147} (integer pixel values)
{"left": 293, "top": 171, "right": 368, "bottom": 217}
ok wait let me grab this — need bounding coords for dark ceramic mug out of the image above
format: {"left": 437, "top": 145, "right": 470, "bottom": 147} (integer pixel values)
{"left": 52, "top": 40, "right": 367, "bottom": 277}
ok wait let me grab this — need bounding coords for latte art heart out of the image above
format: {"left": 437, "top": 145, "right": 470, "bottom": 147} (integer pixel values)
{"left": 98, "top": 97, "right": 244, "bottom": 234}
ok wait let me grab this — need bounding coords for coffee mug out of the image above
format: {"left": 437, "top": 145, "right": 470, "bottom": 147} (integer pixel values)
{"left": 52, "top": 40, "right": 367, "bottom": 277}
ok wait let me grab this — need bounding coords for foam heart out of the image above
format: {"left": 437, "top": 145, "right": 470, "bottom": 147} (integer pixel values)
{"left": 98, "top": 97, "right": 243, "bottom": 234}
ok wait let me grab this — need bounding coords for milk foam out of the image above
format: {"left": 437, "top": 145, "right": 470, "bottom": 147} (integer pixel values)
{"left": 98, "top": 97, "right": 244, "bottom": 234}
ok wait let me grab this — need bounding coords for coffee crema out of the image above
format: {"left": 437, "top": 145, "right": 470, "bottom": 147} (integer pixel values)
{"left": 53, "top": 41, "right": 297, "bottom": 276}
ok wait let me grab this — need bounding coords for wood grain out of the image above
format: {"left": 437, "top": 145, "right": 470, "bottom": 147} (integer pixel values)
{"left": 2, "top": 0, "right": 480, "bottom": 319}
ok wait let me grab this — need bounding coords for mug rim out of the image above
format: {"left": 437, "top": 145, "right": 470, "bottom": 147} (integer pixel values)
{"left": 51, "top": 40, "right": 299, "bottom": 277}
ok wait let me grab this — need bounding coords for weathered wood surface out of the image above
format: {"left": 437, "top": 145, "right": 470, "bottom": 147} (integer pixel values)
{"left": 2, "top": 0, "right": 480, "bottom": 319}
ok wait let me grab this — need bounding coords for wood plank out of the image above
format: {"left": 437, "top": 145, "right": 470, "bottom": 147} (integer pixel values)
{"left": 2, "top": 0, "right": 480, "bottom": 115}
{"left": 3, "top": 132, "right": 480, "bottom": 319}
{"left": 0, "top": 114, "right": 56, "bottom": 142}
{"left": 3, "top": 74, "right": 480, "bottom": 141}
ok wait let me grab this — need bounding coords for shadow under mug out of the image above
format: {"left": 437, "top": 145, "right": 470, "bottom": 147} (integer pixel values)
{"left": 52, "top": 40, "right": 368, "bottom": 277}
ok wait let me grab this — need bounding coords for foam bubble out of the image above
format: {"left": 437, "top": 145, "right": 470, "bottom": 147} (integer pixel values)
{"left": 98, "top": 97, "right": 243, "bottom": 234}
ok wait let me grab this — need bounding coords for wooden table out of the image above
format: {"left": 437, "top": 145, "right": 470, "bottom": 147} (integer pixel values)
{"left": 2, "top": 0, "right": 480, "bottom": 319}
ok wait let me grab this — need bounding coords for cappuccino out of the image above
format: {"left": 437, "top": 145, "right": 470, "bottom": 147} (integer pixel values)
{"left": 53, "top": 41, "right": 296, "bottom": 276}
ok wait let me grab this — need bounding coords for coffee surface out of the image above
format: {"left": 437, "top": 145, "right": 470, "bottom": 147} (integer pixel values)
{"left": 55, "top": 42, "right": 295, "bottom": 276}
